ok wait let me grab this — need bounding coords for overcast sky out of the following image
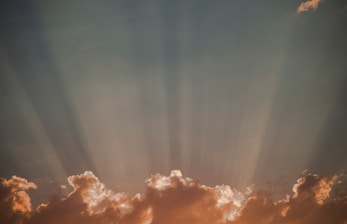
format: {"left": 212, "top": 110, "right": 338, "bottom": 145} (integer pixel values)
{"left": 1, "top": 0, "right": 347, "bottom": 201}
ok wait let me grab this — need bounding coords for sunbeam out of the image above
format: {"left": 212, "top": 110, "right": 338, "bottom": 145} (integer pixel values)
{"left": 1, "top": 0, "right": 347, "bottom": 223}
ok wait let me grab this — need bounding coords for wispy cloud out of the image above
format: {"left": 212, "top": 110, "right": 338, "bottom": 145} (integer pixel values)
{"left": 297, "top": 0, "right": 323, "bottom": 13}
{"left": 1, "top": 170, "right": 347, "bottom": 224}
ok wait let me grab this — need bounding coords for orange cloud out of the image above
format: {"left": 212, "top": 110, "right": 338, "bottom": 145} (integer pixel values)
{"left": 26, "top": 170, "right": 247, "bottom": 224}
{"left": 1, "top": 171, "right": 347, "bottom": 224}
{"left": 230, "top": 173, "right": 347, "bottom": 224}
{"left": 297, "top": 0, "right": 323, "bottom": 13}
{"left": 0, "top": 176, "right": 37, "bottom": 224}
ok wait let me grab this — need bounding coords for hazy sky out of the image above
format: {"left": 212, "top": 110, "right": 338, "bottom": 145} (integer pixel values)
{"left": 1, "top": 0, "right": 347, "bottom": 200}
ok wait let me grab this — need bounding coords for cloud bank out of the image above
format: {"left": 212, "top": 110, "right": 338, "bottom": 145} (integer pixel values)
{"left": 297, "top": 0, "right": 323, "bottom": 13}
{"left": 1, "top": 170, "right": 346, "bottom": 224}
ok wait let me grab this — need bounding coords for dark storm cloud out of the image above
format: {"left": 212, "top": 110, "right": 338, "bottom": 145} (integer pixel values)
{"left": 1, "top": 171, "right": 347, "bottom": 224}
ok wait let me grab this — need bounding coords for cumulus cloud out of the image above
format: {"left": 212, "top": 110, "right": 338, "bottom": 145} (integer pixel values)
{"left": 230, "top": 173, "right": 347, "bottom": 224}
{"left": 0, "top": 176, "right": 37, "bottom": 224}
{"left": 297, "top": 0, "right": 323, "bottom": 13}
{"left": 1, "top": 170, "right": 347, "bottom": 224}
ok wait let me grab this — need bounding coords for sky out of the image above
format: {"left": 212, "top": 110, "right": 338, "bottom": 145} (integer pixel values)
{"left": 1, "top": 0, "right": 347, "bottom": 223}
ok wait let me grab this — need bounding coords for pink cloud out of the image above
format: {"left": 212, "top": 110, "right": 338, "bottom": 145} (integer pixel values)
{"left": 230, "top": 173, "right": 347, "bottom": 224}
{"left": 297, "top": 0, "right": 323, "bottom": 13}
{"left": 1, "top": 171, "right": 347, "bottom": 224}
{"left": 0, "top": 176, "right": 36, "bottom": 224}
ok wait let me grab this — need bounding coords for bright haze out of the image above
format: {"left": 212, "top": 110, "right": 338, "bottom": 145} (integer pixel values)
{"left": 1, "top": 0, "right": 347, "bottom": 223}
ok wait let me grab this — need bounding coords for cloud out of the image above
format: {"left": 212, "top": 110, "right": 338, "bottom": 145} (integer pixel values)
{"left": 21, "top": 170, "right": 249, "bottom": 224}
{"left": 230, "top": 173, "right": 347, "bottom": 224}
{"left": 0, "top": 176, "right": 37, "bottom": 224}
{"left": 297, "top": 0, "right": 323, "bottom": 13}
{"left": 1, "top": 170, "right": 347, "bottom": 224}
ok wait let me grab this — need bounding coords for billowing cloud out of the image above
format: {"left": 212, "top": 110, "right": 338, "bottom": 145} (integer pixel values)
{"left": 27, "top": 170, "right": 250, "bottom": 224}
{"left": 1, "top": 170, "right": 347, "bottom": 224}
{"left": 297, "top": 0, "right": 323, "bottom": 13}
{"left": 0, "top": 176, "right": 37, "bottom": 224}
{"left": 230, "top": 173, "right": 347, "bottom": 224}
